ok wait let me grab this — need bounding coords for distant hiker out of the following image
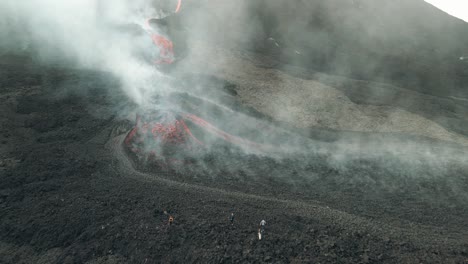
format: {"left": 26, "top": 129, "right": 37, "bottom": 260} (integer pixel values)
{"left": 258, "top": 219, "right": 266, "bottom": 240}
{"left": 168, "top": 215, "right": 174, "bottom": 226}
{"left": 259, "top": 219, "right": 266, "bottom": 232}
{"left": 229, "top": 212, "right": 235, "bottom": 225}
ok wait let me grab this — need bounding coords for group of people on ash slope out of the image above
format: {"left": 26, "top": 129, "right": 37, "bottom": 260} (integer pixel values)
{"left": 164, "top": 211, "right": 268, "bottom": 240}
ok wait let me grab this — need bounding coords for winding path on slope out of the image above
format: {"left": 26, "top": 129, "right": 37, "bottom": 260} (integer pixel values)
{"left": 106, "top": 133, "right": 468, "bottom": 251}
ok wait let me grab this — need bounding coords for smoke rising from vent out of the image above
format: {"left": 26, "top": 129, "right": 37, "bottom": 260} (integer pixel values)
{"left": 0, "top": 0, "right": 171, "bottom": 104}
{"left": 1, "top": 0, "right": 467, "bottom": 207}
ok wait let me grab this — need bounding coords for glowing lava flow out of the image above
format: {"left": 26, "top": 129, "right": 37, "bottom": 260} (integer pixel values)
{"left": 123, "top": 110, "right": 269, "bottom": 163}
{"left": 175, "top": 0, "right": 182, "bottom": 13}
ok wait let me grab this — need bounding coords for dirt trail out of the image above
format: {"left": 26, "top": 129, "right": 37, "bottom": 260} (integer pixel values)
{"left": 106, "top": 133, "right": 468, "bottom": 250}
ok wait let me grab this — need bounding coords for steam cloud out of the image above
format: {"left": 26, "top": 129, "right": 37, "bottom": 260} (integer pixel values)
{"left": 0, "top": 0, "right": 170, "bottom": 104}
{"left": 1, "top": 0, "right": 467, "bottom": 208}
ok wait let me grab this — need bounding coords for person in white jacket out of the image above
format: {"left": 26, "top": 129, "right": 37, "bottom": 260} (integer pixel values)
{"left": 258, "top": 219, "right": 266, "bottom": 240}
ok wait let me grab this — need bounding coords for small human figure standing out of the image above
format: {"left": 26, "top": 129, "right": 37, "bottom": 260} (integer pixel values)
{"left": 258, "top": 219, "right": 266, "bottom": 240}
{"left": 229, "top": 212, "right": 235, "bottom": 225}
{"left": 168, "top": 215, "right": 174, "bottom": 226}
{"left": 259, "top": 219, "right": 266, "bottom": 232}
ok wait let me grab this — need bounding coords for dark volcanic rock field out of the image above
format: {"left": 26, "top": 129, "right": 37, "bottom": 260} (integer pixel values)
{"left": 1, "top": 0, "right": 468, "bottom": 263}
{"left": 1, "top": 59, "right": 468, "bottom": 263}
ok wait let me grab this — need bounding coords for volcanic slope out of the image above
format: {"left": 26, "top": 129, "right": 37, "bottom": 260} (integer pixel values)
{"left": 177, "top": 43, "right": 468, "bottom": 146}
{"left": 1, "top": 56, "right": 468, "bottom": 263}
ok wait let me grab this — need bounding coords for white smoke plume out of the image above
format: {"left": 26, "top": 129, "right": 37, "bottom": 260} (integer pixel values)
{"left": 1, "top": 0, "right": 467, "bottom": 206}
{"left": 0, "top": 0, "right": 168, "bottom": 104}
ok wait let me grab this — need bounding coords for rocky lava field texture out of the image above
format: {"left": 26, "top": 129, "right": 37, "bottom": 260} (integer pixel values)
{"left": 1, "top": 0, "right": 468, "bottom": 263}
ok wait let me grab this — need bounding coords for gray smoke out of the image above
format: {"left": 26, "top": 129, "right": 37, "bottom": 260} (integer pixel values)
{"left": 1, "top": 0, "right": 467, "bottom": 207}
{"left": 0, "top": 0, "right": 171, "bottom": 104}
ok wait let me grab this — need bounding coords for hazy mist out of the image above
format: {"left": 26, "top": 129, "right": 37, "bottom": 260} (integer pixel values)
{"left": 1, "top": 0, "right": 467, "bottom": 205}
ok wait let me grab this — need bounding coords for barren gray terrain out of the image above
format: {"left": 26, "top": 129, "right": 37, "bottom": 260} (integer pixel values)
{"left": 1, "top": 0, "right": 468, "bottom": 263}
